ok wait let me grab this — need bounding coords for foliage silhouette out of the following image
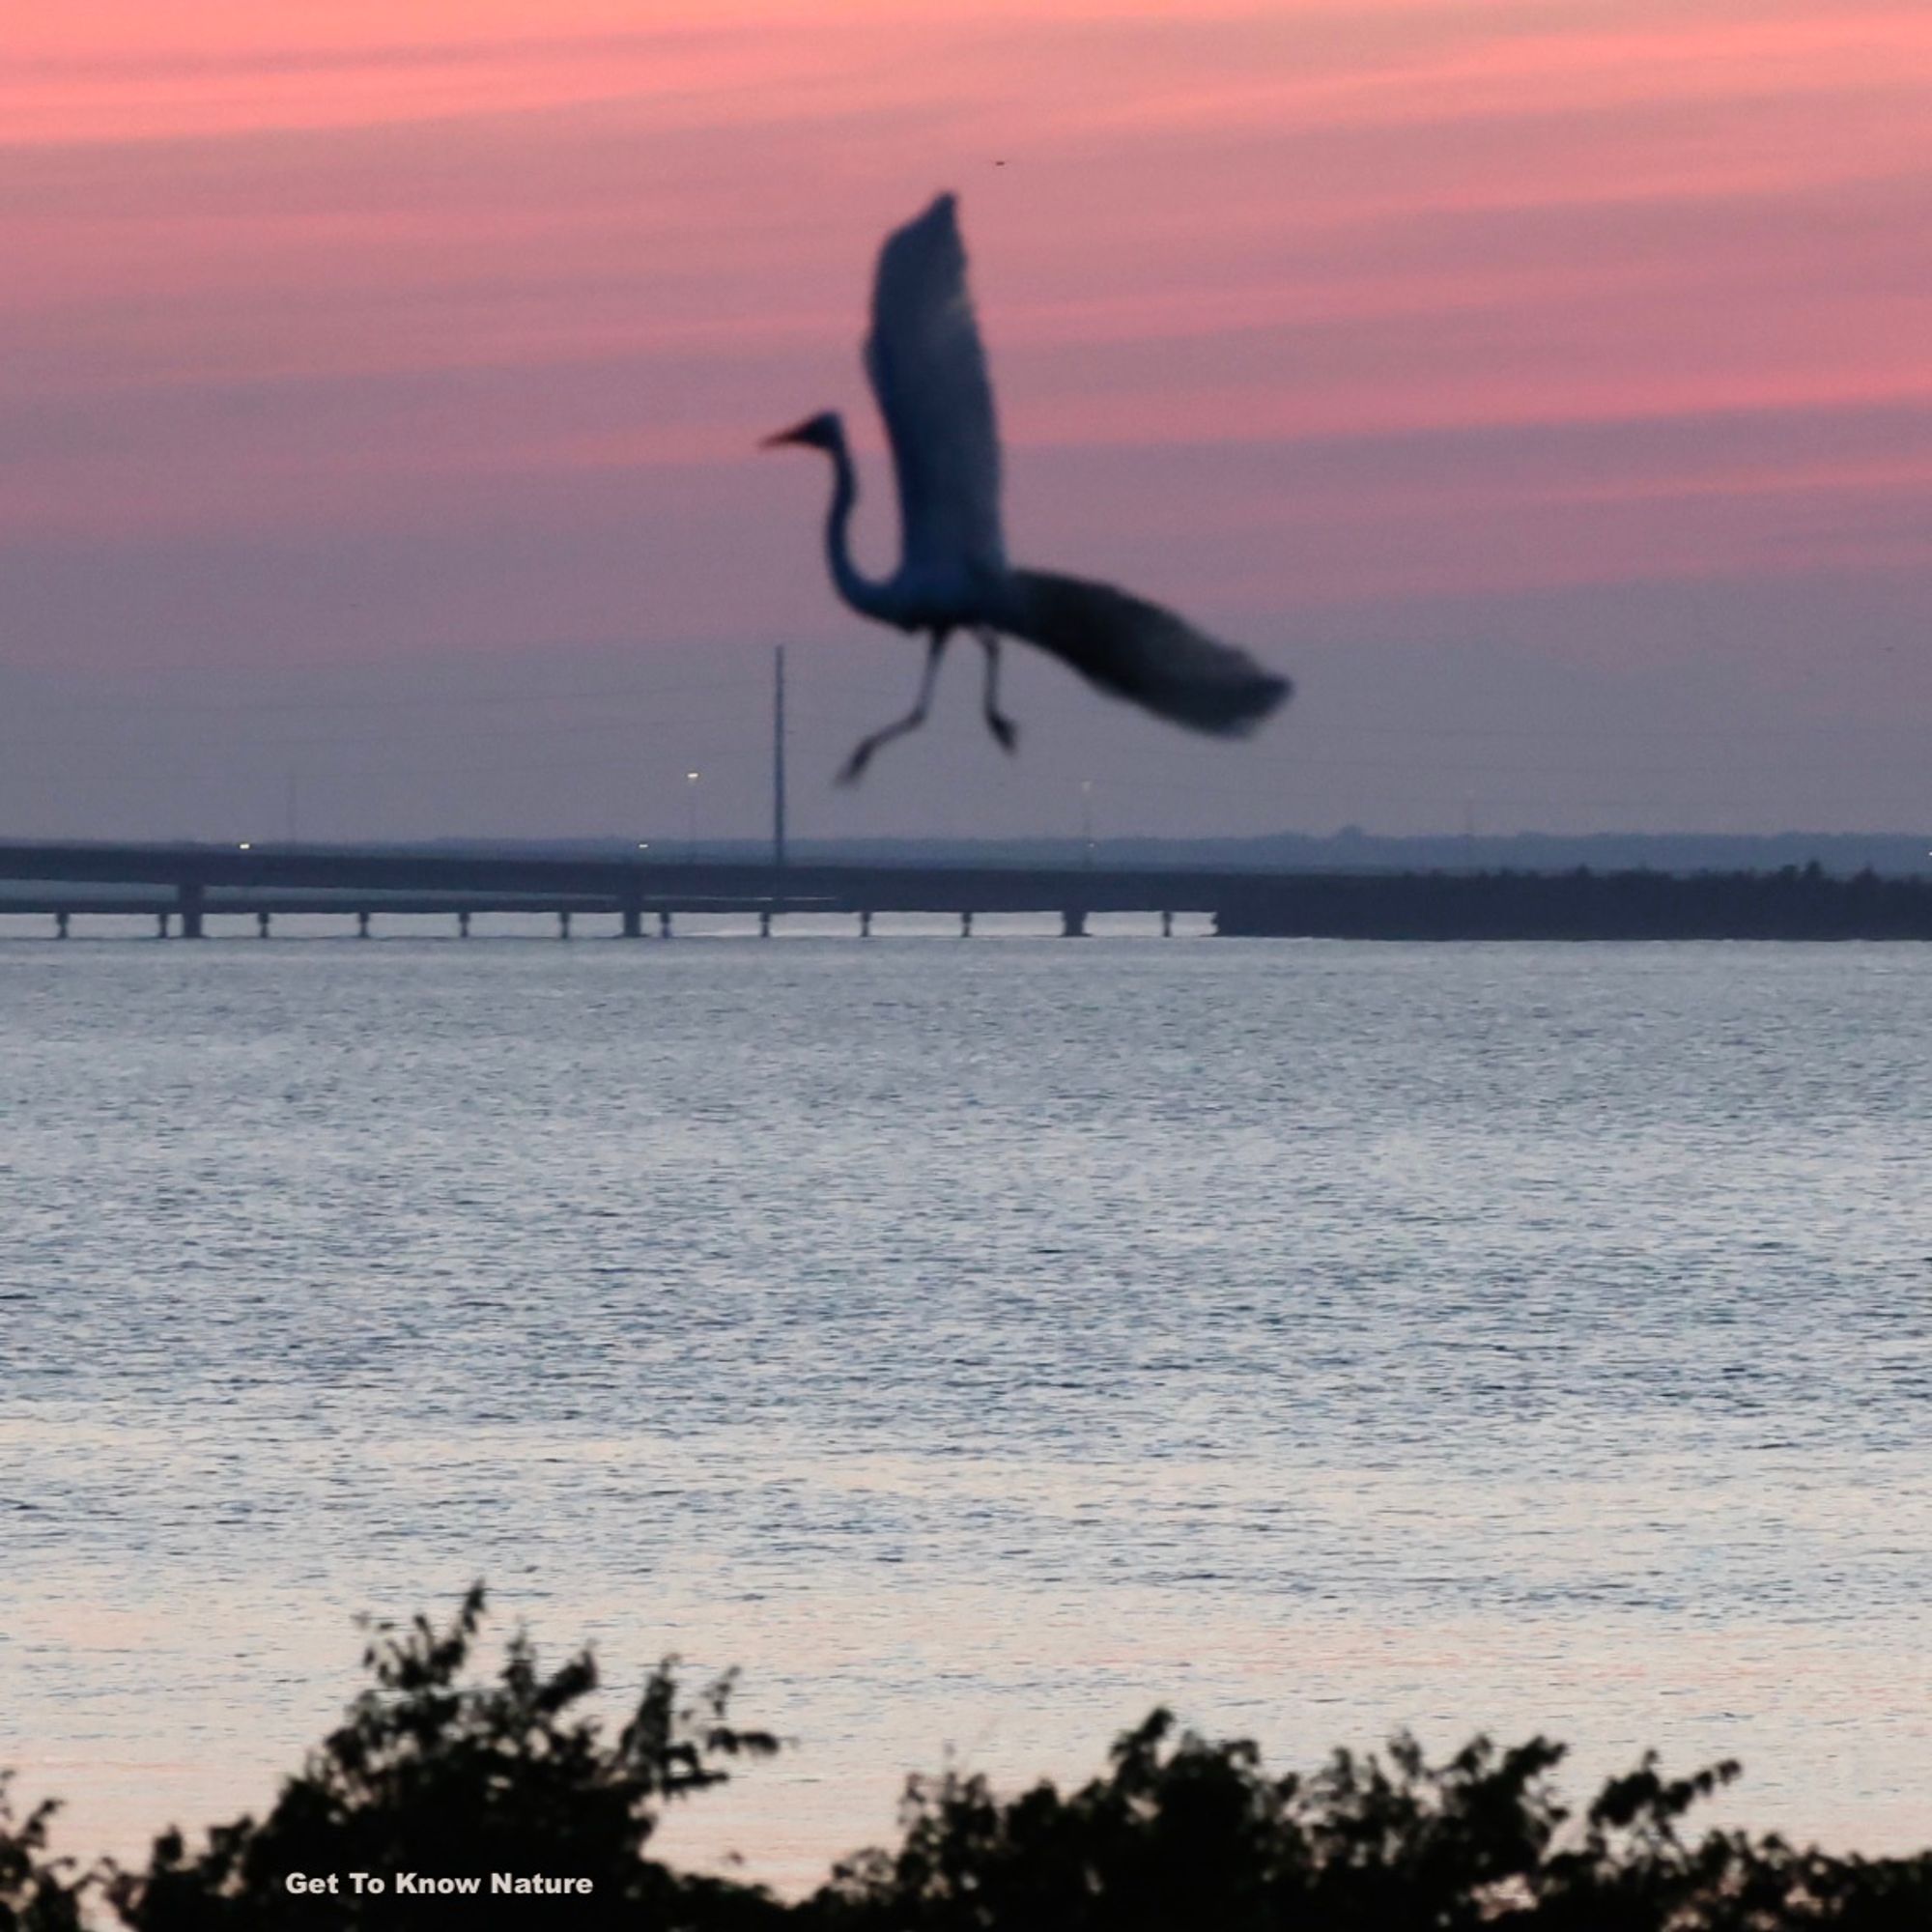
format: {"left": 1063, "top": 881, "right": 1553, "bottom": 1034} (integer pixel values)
{"left": 104, "top": 1584, "right": 784, "bottom": 1930}
{"left": 802, "top": 1714, "right": 1932, "bottom": 1931}
{"left": 8, "top": 1588, "right": 1932, "bottom": 1928}
{"left": 0, "top": 1775, "right": 87, "bottom": 1932}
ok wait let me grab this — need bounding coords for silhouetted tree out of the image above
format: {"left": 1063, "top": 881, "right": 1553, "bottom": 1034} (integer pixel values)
{"left": 9, "top": 1588, "right": 1932, "bottom": 1928}
{"left": 802, "top": 1711, "right": 1932, "bottom": 1931}
{"left": 105, "top": 1584, "right": 784, "bottom": 1931}
{"left": 0, "top": 1775, "right": 87, "bottom": 1932}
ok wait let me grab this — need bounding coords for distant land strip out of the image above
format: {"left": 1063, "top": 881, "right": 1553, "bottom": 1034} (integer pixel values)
{"left": 3, "top": 841, "right": 1932, "bottom": 940}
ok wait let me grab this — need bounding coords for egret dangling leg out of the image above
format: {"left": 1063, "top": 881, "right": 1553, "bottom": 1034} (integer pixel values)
{"left": 838, "top": 629, "right": 950, "bottom": 784}
{"left": 976, "top": 627, "right": 1018, "bottom": 753}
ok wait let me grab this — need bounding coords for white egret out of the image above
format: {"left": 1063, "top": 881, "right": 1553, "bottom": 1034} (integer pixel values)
{"left": 765, "top": 193, "right": 1292, "bottom": 783}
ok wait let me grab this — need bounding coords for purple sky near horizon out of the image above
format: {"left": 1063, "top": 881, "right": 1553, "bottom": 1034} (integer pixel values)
{"left": 1, "top": 0, "right": 1929, "bottom": 842}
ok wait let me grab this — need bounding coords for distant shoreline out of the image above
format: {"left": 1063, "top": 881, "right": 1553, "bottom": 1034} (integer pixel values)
{"left": 1214, "top": 865, "right": 1932, "bottom": 939}
{"left": 4, "top": 838, "right": 1931, "bottom": 941}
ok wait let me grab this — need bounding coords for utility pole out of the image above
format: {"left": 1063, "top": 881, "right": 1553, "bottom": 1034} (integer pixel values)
{"left": 773, "top": 645, "right": 788, "bottom": 869}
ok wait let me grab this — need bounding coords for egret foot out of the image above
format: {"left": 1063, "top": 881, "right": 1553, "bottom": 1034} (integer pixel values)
{"left": 835, "top": 632, "right": 947, "bottom": 784}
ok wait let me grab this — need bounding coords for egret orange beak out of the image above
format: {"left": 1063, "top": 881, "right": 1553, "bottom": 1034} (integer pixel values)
{"left": 760, "top": 416, "right": 817, "bottom": 449}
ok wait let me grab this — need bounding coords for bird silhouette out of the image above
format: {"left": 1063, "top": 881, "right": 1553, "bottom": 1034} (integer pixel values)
{"left": 765, "top": 193, "right": 1292, "bottom": 783}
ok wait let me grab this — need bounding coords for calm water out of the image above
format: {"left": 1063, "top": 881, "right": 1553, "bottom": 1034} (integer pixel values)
{"left": 4, "top": 928, "right": 1930, "bottom": 1885}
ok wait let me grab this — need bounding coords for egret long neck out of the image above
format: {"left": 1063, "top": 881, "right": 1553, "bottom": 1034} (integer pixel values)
{"left": 822, "top": 425, "right": 895, "bottom": 620}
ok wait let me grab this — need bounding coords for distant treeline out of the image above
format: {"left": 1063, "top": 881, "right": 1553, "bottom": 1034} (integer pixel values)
{"left": 458, "top": 831, "right": 1932, "bottom": 880}
{"left": 7, "top": 1587, "right": 1931, "bottom": 1930}
{"left": 1215, "top": 865, "right": 1932, "bottom": 940}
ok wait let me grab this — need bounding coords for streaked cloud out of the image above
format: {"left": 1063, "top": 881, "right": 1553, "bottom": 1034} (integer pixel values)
{"left": 0, "top": 0, "right": 1926, "bottom": 833}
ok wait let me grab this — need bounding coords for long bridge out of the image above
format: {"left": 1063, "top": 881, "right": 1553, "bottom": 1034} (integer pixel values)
{"left": 2, "top": 840, "right": 1931, "bottom": 941}
{"left": 0, "top": 839, "right": 1222, "bottom": 939}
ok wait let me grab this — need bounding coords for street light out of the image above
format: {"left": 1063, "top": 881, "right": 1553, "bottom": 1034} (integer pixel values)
{"left": 685, "top": 771, "right": 699, "bottom": 860}
{"left": 1080, "top": 780, "right": 1094, "bottom": 867}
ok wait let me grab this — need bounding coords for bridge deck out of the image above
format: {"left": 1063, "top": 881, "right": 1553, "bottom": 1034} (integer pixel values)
{"left": 0, "top": 842, "right": 1225, "bottom": 913}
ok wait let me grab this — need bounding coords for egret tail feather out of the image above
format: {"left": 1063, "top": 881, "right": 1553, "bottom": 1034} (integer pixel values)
{"left": 999, "top": 569, "right": 1290, "bottom": 736}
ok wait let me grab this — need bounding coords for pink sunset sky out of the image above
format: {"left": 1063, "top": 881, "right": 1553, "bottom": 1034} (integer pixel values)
{"left": 1, "top": 0, "right": 1928, "bottom": 841}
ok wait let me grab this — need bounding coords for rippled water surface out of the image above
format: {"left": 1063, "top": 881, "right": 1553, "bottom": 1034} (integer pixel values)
{"left": 4, "top": 930, "right": 1930, "bottom": 1881}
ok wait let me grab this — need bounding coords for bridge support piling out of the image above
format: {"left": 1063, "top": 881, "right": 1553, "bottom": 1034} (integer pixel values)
{"left": 859, "top": 909, "right": 871, "bottom": 939}
{"left": 658, "top": 909, "right": 672, "bottom": 940}
{"left": 458, "top": 910, "right": 471, "bottom": 939}
{"left": 1161, "top": 910, "right": 1173, "bottom": 938}
{"left": 620, "top": 903, "right": 642, "bottom": 939}
{"left": 54, "top": 910, "right": 69, "bottom": 940}
{"left": 557, "top": 910, "right": 572, "bottom": 941}
{"left": 257, "top": 910, "right": 270, "bottom": 939}
{"left": 356, "top": 910, "right": 371, "bottom": 940}
{"left": 156, "top": 911, "right": 170, "bottom": 939}
{"left": 1062, "top": 908, "right": 1088, "bottom": 938}
{"left": 178, "top": 882, "right": 206, "bottom": 940}
{"left": 759, "top": 909, "right": 772, "bottom": 939}
{"left": 960, "top": 910, "right": 973, "bottom": 939}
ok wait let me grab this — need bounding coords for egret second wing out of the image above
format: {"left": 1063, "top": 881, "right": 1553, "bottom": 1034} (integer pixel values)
{"left": 998, "top": 569, "right": 1292, "bottom": 737}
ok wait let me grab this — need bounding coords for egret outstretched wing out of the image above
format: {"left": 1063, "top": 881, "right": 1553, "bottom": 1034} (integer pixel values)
{"left": 999, "top": 568, "right": 1291, "bottom": 736}
{"left": 865, "top": 193, "right": 1006, "bottom": 588}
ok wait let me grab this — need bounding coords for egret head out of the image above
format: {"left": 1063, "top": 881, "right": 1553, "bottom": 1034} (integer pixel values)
{"left": 761, "top": 411, "right": 842, "bottom": 454}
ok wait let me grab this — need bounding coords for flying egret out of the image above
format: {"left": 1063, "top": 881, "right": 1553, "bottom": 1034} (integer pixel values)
{"left": 765, "top": 193, "right": 1292, "bottom": 783}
